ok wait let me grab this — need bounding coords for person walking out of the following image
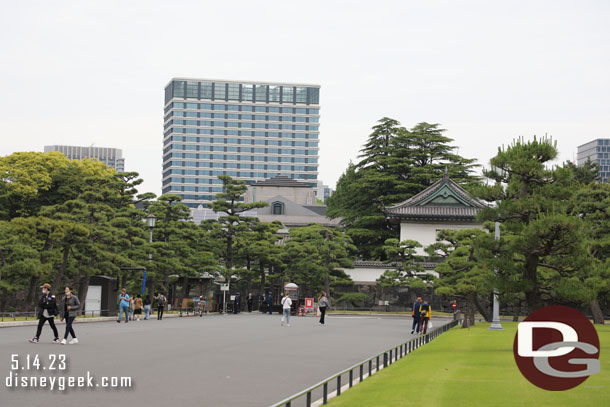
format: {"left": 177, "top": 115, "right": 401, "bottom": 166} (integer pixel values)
{"left": 419, "top": 299, "right": 432, "bottom": 334}
{"left": 59, "top": 286, "right": 80, "bottom": 345}
{"left": 267, "top": 291, "right": 273, "bottom": 315}
{"left": 29, "top": 283, "right": 60, "bottom": 343}
{"left": 143, "top": 295, "right": 152, "bottom": 320}
{"left": 134, "top": 294, "right": 143, "bottom": 321}
{"left": 281, "top": 292, "right": 292, "bottom": 327}
{"left": 411, "top": 297, "right": 423, "bottom": 334}
{"left": 129, "top": 295, "right": 135, "bottom": 321}
{"left": 154, "top": 292, "right": 166, "bottom": 320}
{"left": 246, "top": 293, "right": 253, "bottom": 313}
{"left": 117, "top": 288, "right": 130, "bottom": 323}
{"left": 318, "top": 291, "right": 331, "bottom": 326}
{"left": 233, "top": 292, "right": 241, "bottom": 314}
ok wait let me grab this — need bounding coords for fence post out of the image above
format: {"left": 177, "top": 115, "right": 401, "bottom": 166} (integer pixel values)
{"left": 360, "top": 364, "right": 363, "bottom": 382}
{"left": 337, "top": 375, "right": 341, "bottom": 396}
{"left": 349, "top": 369, "right": 353, "bottom": 388}
{"left": 383, "top": 352, "right": 388, "bottom": 368}
{"left": 369, "top": 360, "right": 372, "bottom": 377}
{"left": 376, "top": 356, "right": 380, "bottom": 372}
{"left": 306, "top": 391, "right": 311, "bottom": 407}
{"left": 323, "top": 382, "right": 328, "bottom": 405}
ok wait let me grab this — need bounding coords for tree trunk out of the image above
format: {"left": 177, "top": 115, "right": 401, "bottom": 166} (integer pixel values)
{"left": 512, "top": 303, "right": 520, "bottom": 322}
{"left": 78, "top": 275, "right": 90, "bottom": 316}
{"left": 53, "top": 245, "right": 70, "bottom": 291}
{"left": 25, "top": 275, "right": 38, "bottom": 312}
{"left": 474, "top": 294, "right": 491, "bottom": 322}
{"left": 590, "top": 297, "right": 605, "bottom": 325}
{"left": 524, "top": 254, "right": 541, "bottom": 313}
{"left": 462, "top": 292, "right": 476, "bottom": 328}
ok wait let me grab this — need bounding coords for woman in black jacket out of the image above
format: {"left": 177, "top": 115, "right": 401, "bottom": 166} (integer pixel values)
{"left": 29, "top": 283, "right": 60, "bottom": 344}
{"left": 59, "top": 286, "right": 81, "bottom": 345}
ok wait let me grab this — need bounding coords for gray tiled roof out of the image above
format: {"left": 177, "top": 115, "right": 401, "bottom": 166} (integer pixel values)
{"left": 251, "top": 175, "right": 311, "bottom": 188}
{"left": 384, "top": 175, "right": 486, "bottom": 220}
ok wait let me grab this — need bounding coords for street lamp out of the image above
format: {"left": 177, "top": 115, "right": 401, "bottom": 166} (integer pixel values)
{"left": 488, "top": 221, "right": 504, "bottom": 330}
{"left": 486, "top": 166, "right": 504, "bottom": 331}
{"left": 143, "top": 214, "right": 156, "bottom": 295}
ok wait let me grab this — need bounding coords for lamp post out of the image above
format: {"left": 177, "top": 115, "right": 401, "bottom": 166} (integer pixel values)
{"left": 144, "top": 214, "right": 156, "bottom": 295}
{"left": 488, "top": 221, "right": 504, "bottom": 330}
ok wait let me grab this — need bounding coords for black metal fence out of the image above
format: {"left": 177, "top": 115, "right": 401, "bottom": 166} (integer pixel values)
{"left": 269, "top": 319, "right": 459, "bottom": 407}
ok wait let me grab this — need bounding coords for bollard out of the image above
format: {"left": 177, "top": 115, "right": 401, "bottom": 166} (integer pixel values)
{"left": 323, "top": 382, "right": 328, "bottom": 405}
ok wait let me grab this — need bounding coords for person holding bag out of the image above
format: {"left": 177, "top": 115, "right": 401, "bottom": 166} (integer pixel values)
{"left": 318, "top": 291, "right": 331, "bottom": 326}
{"left": 59, "top": 286, "right": 80, "bottom": 345}
{"left": 418, "top": 299, "right": 432, "bottom": 334}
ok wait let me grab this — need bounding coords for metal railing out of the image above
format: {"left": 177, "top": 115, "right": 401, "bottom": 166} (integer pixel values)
{"left": 1, "top": 310, "right": 113, "bottom": 321}
{"left": 270, "top": 319, "right": 459, "bottom": 407}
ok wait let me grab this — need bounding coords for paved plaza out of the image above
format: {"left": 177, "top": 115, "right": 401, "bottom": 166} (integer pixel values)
{"left": 1, "top": 313, "right": 447, "bottom": 406}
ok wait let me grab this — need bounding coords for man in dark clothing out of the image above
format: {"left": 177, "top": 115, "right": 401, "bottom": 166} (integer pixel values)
{"left": 233, "top": 292, "right": 241, "bottom": 314}
{"left": 155, "top": 292, "right": 166, "bottom": 320}
{"left": 246, "top": 293, "right": 253, "bottom": 312}
{"left": 267, "top": 292, "right": 273, "bottom": 315}
{"left": 29, "top": 283, "right": 60, "bottom": 344}
{"left": 411, "top": 297, "right": 423, "bottom": 334}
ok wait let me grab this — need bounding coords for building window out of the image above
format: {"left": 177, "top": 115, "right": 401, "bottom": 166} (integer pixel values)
{"left": 282, "top": 86, "right": 294, "bottom": 103}
{"left": 228, "top": 83, "right": 240, "bottom": 100}
{"left": 186, "top": 82, "right": 199, "bottom": 98}
{"left": 269, "top": 85, "right": 280, "bottom": 102}
{"left": 214, "top": 83, "right": 227, "bottom": 100}
{"left": 272, "top": 201, "right": 284, "bottom": 215}
{"left": 242, "top": 84, "right": 254, "bottom": 102}
{"left": 255, "top": 85, "right": 268, "bottom": 102}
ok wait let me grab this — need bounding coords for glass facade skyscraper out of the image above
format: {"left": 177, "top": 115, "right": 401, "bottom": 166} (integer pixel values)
{"left": 44, "top": 145, "right": 125, "bottom": 172}
{"left": 163, "top": 78, "right": 320, "bottom": 208}
{"left": 577, "top": 138, "right": 610, "bottom": 182}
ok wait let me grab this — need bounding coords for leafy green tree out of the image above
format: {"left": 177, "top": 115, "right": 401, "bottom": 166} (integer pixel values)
{"left": 430, "top": 228, "right": 494, "bottom": 327}
{"left": 376, "top": 238, "right": 430, "bottom": 292}
{"left": 327, "top": 118, "right": 479, "bottom": 259}
{"left": 284, "top": 224, "right": 356, "bottom": 299}
{"left": 569, "top": 182, "right": 610, "bottom": 324}
{"left": 211, "top": 175, "right": 268, "bottom": 269}
{"left": 476, "top": 137, "right": 590, "bottom": 312}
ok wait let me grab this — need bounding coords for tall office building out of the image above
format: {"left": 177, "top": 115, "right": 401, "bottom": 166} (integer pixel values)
{"left": 577, "top": 138, "right": 610, "bottom": 182}
{"left": 44, "top": 145, "right": 125, "bottom": 172}
{"left": 163, "top": 78, "right": 320, "bottom": 208}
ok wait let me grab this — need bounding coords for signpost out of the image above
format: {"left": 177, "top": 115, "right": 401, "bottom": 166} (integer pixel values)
{"left": 305, "top": 298, "right": 313, "bottom": 309}
{"left": 220, "top": 283, "right": 229, "bottom": 315}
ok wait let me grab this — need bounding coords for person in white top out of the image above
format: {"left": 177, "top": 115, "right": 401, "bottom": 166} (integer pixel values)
{"left": 281, "top": 292, "right": 292, "bottom": 327}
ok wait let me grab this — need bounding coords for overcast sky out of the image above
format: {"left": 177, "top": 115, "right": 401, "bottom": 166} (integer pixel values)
{"left": 1, "top": 1, "right": 608, "bottom": 195}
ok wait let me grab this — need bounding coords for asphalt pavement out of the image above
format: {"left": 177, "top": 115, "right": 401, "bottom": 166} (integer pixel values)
{"left": 1, "top": 313, "right": 447, "bottom": 407}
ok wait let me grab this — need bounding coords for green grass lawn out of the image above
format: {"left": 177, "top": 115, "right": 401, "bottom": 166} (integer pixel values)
{"left": 328, "top": 322, "right": 609, "bottom": 407}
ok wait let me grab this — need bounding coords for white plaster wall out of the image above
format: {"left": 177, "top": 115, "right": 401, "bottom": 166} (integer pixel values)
{"left": 400, "top": 221, "right": 483, "bottom": 255}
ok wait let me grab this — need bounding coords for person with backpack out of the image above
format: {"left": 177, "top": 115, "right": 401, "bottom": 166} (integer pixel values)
{"left": 317, "top": 291, "right": 331, "bottom": 326}
{"left": 411, "top": 297, "right": 423, "bottom": 334}
{"left": 59, "top": 286, "right": 80, "bottom": 345}
{"left": 29, "top": 283, "right": 60, "bottom": 344}
{"left": 281, "top": 292, "right": 292, "bottom": 327}
{"left": 155, "top": 292, "right": 166, "bottom": 320}
{"left": 117, "top": 288, "right": 130, "bottom": 323}
{"left": 419, "top": 299, "right": 432, "bottom": 334}
{"left": 143, "top": 295, "right": 152, "bottom": 320}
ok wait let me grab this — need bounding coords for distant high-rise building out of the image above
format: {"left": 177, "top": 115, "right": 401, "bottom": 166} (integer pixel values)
{"left": 314, "top": 180, "right": 333, "bottom": 203}
{"left": 577, "top": 138, "right": 609, "bottom": 182}
{"left": 43, "top": 145, "right": 125, "bottom": 172}
{"left": 163, "top": 78, "right": 320, "bottom": 208}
